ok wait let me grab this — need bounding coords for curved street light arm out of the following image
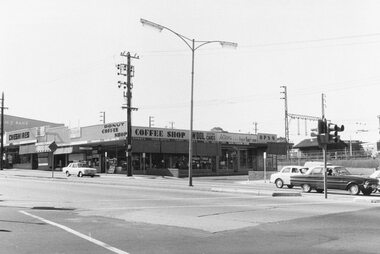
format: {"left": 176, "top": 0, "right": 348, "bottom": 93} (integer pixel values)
{"left": 165, "top": 28, "right": 193, "bottom": 51}
{"left": 141, "top": 18, "right": 193, "bottom": 50}
{"left": 194, "top": 40, "right": 224, "bottom": 51}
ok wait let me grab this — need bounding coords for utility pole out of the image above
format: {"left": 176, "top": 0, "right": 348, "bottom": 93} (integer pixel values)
{"left": 0, "top": 92, "right": 7, "bottom": 170}
{"left": 149, "top": 116, "right": 154, "bottom": 128}
{"left": 99, "top": 111, "right": 105, "bottom": 124}
{"left": 280, "top": 86, "right": 289, "bottom": 157}
{"left": 253, "top": 122, "right": 258, "bottom": 135}
{"left": 169, "top": 121, "right": 175, "bottom": 129}
{"left": 117, "top": 51, "right": 139, "bottom": 177}
{"left": 322, "top": 93, "right": 326, "bottom": 120}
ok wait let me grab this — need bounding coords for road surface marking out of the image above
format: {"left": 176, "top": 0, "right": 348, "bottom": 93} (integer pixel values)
{"left": 19, "top": 210, "right": 129, "bottom": 254}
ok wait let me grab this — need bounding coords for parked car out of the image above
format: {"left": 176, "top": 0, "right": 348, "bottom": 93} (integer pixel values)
{"left": 62, "top": 162, "right": 96, "bottom": 177}
{"left": 303, "top": 161, "right": 332, "bottom": 168}
{"left": 369, "top": 171, "right": 380, "bottom": 193}
{"left": 270, "top": 166, "right": 308, "bottom": 188}
{"left": 290, "top": 165, "right": 378, "bottom": 195}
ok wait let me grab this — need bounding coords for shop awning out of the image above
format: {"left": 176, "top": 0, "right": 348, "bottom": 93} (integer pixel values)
{"left": 19, "top": 144, "right": 37, "bottom": 155}
{"left": 54, "top": 147, "right": 73, "bottom": 155}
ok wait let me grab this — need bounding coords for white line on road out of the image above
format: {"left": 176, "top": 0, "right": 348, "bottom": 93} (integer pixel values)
{"left": 19, "top": 210, "right": 129, "bottom": 254}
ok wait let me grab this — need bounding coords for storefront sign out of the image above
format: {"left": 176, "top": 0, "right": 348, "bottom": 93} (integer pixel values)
{"left": 9, "top": 131, "right": 30, "bottom": 140}
{"left": 215, "top": 133, "right": 258, "bottom": 144}
{"left": 257, "top": 133, "right": 277, "bottom": 143}
{"left": 102, "top": 122, "right": 125, "bottom": 134}
{"left": 134, "top": 128, "right": 186, "bottom": 140}
{"left": 75, "top": 121, "right": 277, "bottom": 145}
{"left": 6, "top": 129, "right": 36, "bottom": 145}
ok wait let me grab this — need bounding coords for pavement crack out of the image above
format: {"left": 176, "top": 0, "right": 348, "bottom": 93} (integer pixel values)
{"left": 198, "top": 206, "right": 278, "bottom": 217}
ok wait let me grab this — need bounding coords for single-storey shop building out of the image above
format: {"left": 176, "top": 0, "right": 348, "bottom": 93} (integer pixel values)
{"left": 4, "top": 121, "right": 286, "bottom": 176}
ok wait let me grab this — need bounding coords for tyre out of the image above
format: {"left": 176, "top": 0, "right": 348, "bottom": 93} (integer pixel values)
{"left": 348, "top": 184, "right": 360, "bottom": 195}
{"left": 286, "top": 185, "right": 294, "bottom": 189}
{"left": 316, "top": 189, "right": 323, "bottom": 193}
{"left": 78, "top": 172, "right": 83, "bottom": 177}
{"left": 301, "top": 184, "right": 312, "bottom": 193}
{"left": 65, "top": 171, "right": 70, "bottom": 177}
{"left": 275, "top": 179, "right": 284, "bottom": 188}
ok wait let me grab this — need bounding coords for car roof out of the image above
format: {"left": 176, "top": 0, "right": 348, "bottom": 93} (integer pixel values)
{"left": 281, "top": 165, "right": 306, "bottom": 169}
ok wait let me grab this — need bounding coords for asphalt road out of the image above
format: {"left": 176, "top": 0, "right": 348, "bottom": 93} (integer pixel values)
{"left": 1, "top": 170, "right": 380, "bottom": 254}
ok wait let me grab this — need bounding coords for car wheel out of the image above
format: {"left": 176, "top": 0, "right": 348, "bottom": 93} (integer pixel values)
{"left": 78, "top": 172, "right": 83, "bottom": 177}
{"left": 362, "top": 189, "right": 372, "bottom": 196}
{"left": 301, "top": 184, "right": 312, "bottom": 193}
{"left": 286, "top": 185, "right": 294, "bottom": 189}
{"left": 348, "top": 184, "right": 360, "bottom": 195}
{"left": 316, "top": 189, "right": 323, "bottom": 193}
{"left": 275, "top": 179, "right": 284, "bottom": 188}
{"left": 65, "top": 171, "right": 70, "bottom": 177}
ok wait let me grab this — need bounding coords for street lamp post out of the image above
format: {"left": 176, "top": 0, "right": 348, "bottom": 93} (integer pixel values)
{"left": 141, "top": 18, "right": 237, "bottom": 186}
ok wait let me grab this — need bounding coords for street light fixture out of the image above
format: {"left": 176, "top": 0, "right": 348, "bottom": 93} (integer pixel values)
{"left": 141, "top": 18, "right": 237, "bottom": 187}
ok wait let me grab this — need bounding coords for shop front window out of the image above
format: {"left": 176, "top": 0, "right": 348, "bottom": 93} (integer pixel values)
{"left": 240, "top": 150, "right": 248, "bottom": 169}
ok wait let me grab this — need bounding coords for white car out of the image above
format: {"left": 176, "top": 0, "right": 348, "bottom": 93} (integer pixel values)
{"left": 63, "top": 162, "right": 96, "bottom": 177}
{"left": 270, "top": 166, "right": 308, "bottom": 188}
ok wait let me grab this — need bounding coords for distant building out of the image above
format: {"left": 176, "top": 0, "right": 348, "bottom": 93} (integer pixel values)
{"left": 3, "top": 115, "right": 63, "bottom": 132}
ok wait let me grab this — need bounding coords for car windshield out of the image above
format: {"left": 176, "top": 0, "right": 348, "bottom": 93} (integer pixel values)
{"left": 333, "top": 167, "right": 350, "bottom": 176}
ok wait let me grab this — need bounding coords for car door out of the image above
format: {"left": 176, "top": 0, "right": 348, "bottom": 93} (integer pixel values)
{"left": 310, "top": 167, "right": 324, "bottom": 189}
{"left": 71, "top": 163, "right": 79, "bottom": 175}
{"left": 280, "top": 167, "right": 291, "bottom": 184}
{"left": 286, "top": 167, "right": 301, "bottom": 185}
{"left": 326, "top": 167, "right": 342, "bottom": 189}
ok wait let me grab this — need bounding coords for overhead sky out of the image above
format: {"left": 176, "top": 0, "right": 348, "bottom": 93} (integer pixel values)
{"left": 1, "top": 0, "right": 380, "bottom": 144}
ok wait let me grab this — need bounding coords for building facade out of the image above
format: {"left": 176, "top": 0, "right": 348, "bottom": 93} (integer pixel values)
{"left": 4, "top": 121, "right": 286, "bottom": 176}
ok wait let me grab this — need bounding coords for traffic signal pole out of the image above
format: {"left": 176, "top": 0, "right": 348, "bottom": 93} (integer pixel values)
{"left": 317, "top": 93, "right": 343, "bottom": 199}
{"left": 0, "top": 92, "right": 4, "bottom": 170}
{"left": 321, "top": 93, "right": 328, "bottom": 198}
{"left": 323, "top": 144, "right": 328, "bottom": 199}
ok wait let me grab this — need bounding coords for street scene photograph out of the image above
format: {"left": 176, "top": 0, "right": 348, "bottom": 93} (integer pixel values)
{"left": 1, "top": 0, "right": 380, "bottom": 253}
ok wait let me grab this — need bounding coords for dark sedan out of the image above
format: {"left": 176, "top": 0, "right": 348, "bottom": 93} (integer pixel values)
{"left": 290, "top": 166, "right": 378, "bottom": 195}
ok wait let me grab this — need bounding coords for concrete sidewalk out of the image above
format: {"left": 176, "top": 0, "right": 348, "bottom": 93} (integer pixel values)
{"left": 0, "top": 168, "right": 278, "bottom": 196}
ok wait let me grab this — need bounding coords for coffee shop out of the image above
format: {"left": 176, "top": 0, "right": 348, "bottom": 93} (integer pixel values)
{"left": 4, "top": 121, "right": 286, "bottom": 176}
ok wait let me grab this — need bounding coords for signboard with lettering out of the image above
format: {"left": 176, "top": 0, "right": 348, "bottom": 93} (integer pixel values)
{"left": 70, "top": 121, "right": 278, "bottom": 145}
{"left": 5, "top": 129, "right": 37, "bottom": 145}
{"left": 215, "top": 133, "right": 258, "bottom": 144}
{"left": 257, "top": 133, "right": 277, "bottom": 143}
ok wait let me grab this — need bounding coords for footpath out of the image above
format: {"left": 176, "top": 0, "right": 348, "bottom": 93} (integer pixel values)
{"left": 1, "top": 168, "right": 380, "bottom": 203}
{"left": 0, "top": 168, "right": 282, "bottom": 196}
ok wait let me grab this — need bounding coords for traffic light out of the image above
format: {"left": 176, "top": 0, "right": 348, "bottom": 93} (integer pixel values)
{"left": 317, "top": 119, "right": 327, "bottom": 134}
{"left": 316, "top": 119, "right": 328, "bottom": 147}
{"left": 328, "top": 123, "right": 344, "bottom": 143}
